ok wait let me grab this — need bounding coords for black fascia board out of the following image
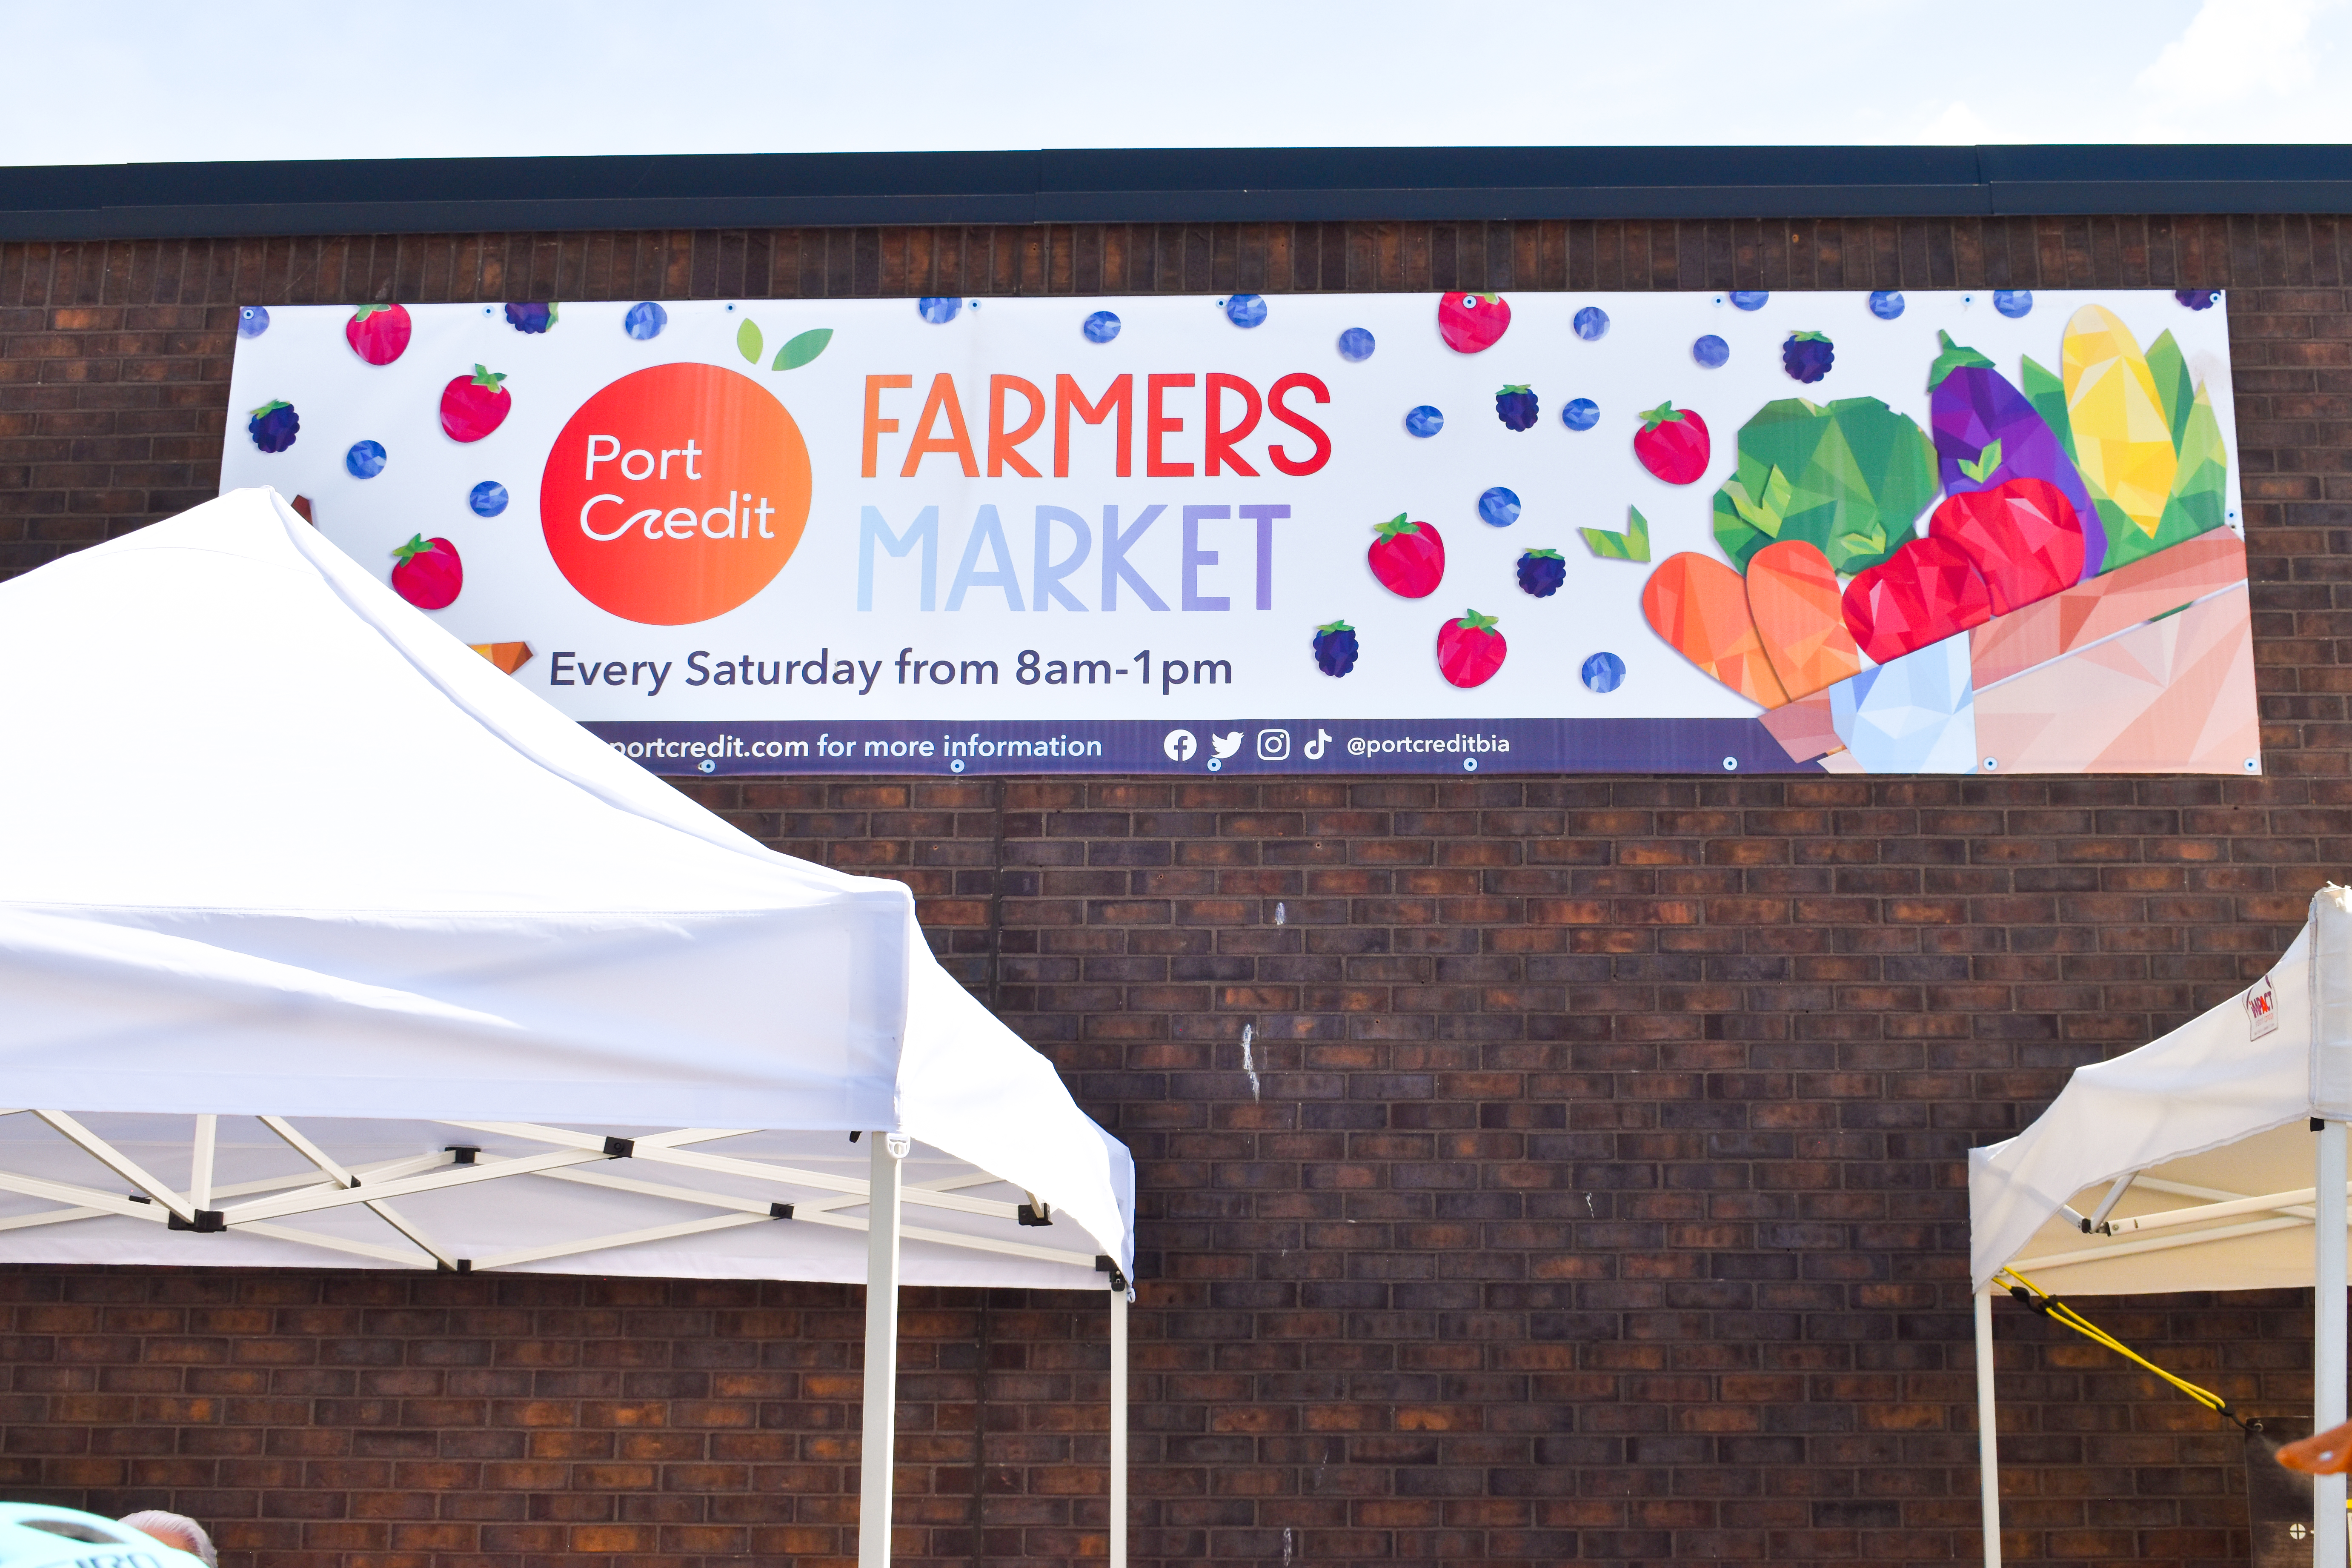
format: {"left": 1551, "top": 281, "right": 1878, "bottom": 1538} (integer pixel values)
{"left": 1, "top": 144, "right": 2350, "bottom": 240}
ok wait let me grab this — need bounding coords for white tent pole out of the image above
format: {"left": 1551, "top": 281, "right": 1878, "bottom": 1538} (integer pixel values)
{"left": 860, "top": 1132, "right": 906, "bottom": 1568}
{"left": 1975, "top": 1287, "right": 2001, "bottom": 1568}
{"left": 188, "top": 1115, "right": 216, "bottom": 1211}
{"left": 2317, "top": 1119, "right": 2347, "bottom": 1566}
{"left": 1110, "top": 1284, "right": 1127, "bottom": 1568}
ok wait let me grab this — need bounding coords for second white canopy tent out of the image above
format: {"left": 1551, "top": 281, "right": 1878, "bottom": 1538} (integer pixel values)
{"left": 1969, "top": 887, "right": 2352, "bottom": 1568}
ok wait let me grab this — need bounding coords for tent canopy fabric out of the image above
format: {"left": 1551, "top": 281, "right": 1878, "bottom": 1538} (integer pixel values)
{"left": 0, "top": 488, "right": 1132, "bottom": 1288}
{"left": 1969, "top": 886, "right": 2350, "bottom": 1296}
{"left": 1967, "top": 887, "right": 2352, "bottom": 1568}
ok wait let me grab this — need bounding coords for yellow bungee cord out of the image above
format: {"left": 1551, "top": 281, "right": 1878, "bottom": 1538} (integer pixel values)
{"left": 1994, "top": 1265, "right": 2256, "bottom": 1435}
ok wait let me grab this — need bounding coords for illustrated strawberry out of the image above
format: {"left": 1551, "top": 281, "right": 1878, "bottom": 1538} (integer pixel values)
{"left": 1313, "top": 620, "right": 1359, "bottom": 677}
{"left": 505, "top": 301, "right": 558, "bottom": 333}
{"left": 344, "top": 303, "right": 411, "bottom": 366}
{"left": 1436, "top": 609, "right": 1506, "bottom": 687}
{"left": 1782, "top": 330, "right": 1835, "bottom": 383}
{"left": 1632, "top": 401, "right": 1709, "bottom": 485}
{"left": 389, "top": 534, "right": 463, "bottom": 610}
{"left": 1516, "top": 549, "right": 1565, "bottom": 597}
{"left": 1437, "top": 292, "right": 1510, "bottom": 354}
{"left": 1494, "top": 384, "right": 1539, "bottom": 431}
{"left": 246, "top": 399, "right": 299, "bottom": 453}
{"left": 1367, "top": 515, "right": 1445, "bottom": 598}
{"left": 439, "top": 365, "right": 511, "bottom": 442}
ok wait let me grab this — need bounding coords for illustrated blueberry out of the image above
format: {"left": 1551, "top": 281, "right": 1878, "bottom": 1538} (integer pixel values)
{"left": 1993, "top": 290, "right": 2033, "bottom": 318}
{"left": 1224, "top": 293, "right": 1268, "bottom": 328}
{"left": 2175, "top": 289, "right": 2221, "bottom": 310}
{"left": 1782, "top": 330, "right": 1835, "bottom": 383}
{"left": 1312, "top": 620, "right": 1359, "bottom": 678}
{"left": 469, "top": 481, "right": 509, "bottom": 518}
{"left": 1516, "top": 549, "right": 1565, "bottom": 598}
{"left": 624, "top": 301, "right": 668, "bottom": 340}
{"left": 344, "top": 439, "right": 387, "bottom": 479}
{"left": 1561, "top": 397, "right": 1599, "bottom": 432}
{"left": 1868, "top": 291, "right": 1905, "bottom": 320}
{"left": 246, "top": 399, "right": 298, "bottom": 453}
{"left": 1479, "top": 486, "right": 1522, "bottom": 527}
{"left": 1729, "top": 291, "right": 1768, "bottom": 311}
{"left": 1494, "top": 384, "right": 1539, "bottom": 431}
{"left": 237, "top": 306, "right": 270, "bottom": 338}
{"left": 1405, "top": 405, "right": 1445, "bottom": 438}
{"left": 1692, "top": 334, "right": 1729, "bottom": 368}
{"left": 1337, "top": 326, "right": 1376, "bottom": 361}
{"left": 1581, "top": 651, "right": 1626, "bottom": 693}
{"left": 505, "top": 301, "right": 558, "bottom": 333}
{"left": 1573, "top": 306, "right": 1609, "bottom": 341}
{"left": 1082, "top": 309, "right": 1121, "bottom": 343}
{"left": 918, "top": 297, "right": 962, "bottom": 324}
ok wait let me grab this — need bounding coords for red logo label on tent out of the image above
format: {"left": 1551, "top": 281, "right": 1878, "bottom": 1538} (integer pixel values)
{"left": 541, "top": 363, "right": 813, "bottom": 625}
{"left": 2247, "top": 976, "right": 2278, "bottom": 1039}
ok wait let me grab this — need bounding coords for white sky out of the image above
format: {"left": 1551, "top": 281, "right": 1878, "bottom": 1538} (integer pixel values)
{"left": 4, "top": 0, "right": 2346, "bottom": 164}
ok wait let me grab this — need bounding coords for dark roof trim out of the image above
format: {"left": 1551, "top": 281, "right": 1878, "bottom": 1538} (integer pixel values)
{"left": 3, "top": 145, "right": 2349, "bottom": 240}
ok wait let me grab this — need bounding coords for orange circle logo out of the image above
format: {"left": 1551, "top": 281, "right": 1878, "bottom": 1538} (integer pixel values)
{"left": 541, "top": 363, "right": 812, "bottom": 625}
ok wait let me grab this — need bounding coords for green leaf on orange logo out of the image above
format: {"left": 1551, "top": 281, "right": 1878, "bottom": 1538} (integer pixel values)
{"left": 736, "top": 318, "right": 764, "bottom": 366}
{"left": 774, "top": 328, "right": 832, "bottom": 371}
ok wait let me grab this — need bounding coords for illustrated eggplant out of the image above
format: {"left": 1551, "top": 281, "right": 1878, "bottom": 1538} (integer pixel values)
{"left": 1926, "top": 332, "right": 2106, "bottom": 578}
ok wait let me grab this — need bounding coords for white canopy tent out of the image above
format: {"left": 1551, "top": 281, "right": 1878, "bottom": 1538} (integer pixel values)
{"left": 1969, "top": 885, "right": 2352, "bottom": 1568}
{"left": 0, "top": 488, "right": 1136, "bottom": 1566}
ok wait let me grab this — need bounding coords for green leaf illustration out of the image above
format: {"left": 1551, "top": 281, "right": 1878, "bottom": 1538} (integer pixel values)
{"left": 774, "top": 327, "right": 833, "bottom": 371}
{"left": 1957, "top": 438, "right": 2004, "bottom": 484}
{"left": 2145, "top": 329, "right": 2195, "bottom": 452}
{"left": 736, "top": 318, "right": 764, "bottom": 366}
{"left": 1578, "top": 505, "right": 1651, "bottom": 563}
{"left": 2109, "top": 381, "right": 2231, "bottom": 574}
{"left": 1839, "top": 522, "right": 1888, "bottom": 557}
{"left": 1722, "top": 466, "right": 1793, "bottom": 539}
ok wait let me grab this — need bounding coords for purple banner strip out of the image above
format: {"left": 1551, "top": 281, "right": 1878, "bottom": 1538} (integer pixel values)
{"left": 583, "top": 717, "right": 1814, "bottom": 777}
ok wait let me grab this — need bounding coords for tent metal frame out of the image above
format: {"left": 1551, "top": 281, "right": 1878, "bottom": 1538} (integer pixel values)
{"left": 0, "top": 1109, "right": 1132, "bottom": 1568}
{"left": 1975, "top": 1122, "right": 2350, "bottom": 1568}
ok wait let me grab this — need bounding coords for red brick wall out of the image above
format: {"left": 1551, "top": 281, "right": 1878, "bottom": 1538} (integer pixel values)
{"left": 0, "top": 215, "right": 2344, "bottom": 1568}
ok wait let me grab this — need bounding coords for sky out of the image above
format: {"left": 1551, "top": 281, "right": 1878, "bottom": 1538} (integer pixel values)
{"left": 2, "top": 0, "right": 2346, "bottom": 164}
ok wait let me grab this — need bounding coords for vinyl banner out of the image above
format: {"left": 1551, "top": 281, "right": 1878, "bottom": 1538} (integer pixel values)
{"left": 219, "top": 288, "right": 2255, "bottom": 777}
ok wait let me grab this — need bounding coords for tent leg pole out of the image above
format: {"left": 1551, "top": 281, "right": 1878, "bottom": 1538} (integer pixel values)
{"left": 189, "top": 1114, "right": 216, "bottom": 1210}
{"left": 1975, "top": 1287, "right": 2000, "bottom": 1568}
{"left": 1110, "top": 1285, "right": 1127, "bottom": 1568}
{"left": 860, "top": 1133, "right": 904, "bottom": 1568}
{"left": 2318, "top": 1119, "right": 2347, "bottom": 1568}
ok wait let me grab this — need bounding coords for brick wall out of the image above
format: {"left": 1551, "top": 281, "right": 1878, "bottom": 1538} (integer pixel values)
{"left": 1, "top": 214, "right": 2346, "bottom": 1568}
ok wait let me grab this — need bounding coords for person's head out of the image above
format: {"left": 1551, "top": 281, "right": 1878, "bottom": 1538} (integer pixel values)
{"left": 117, "top": 1512, "right": 215, "bottom": 1568}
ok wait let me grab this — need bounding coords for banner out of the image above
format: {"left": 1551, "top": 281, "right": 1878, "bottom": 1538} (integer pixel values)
{"left": 219, "top": 287, "right": 2255, "bottom": 776}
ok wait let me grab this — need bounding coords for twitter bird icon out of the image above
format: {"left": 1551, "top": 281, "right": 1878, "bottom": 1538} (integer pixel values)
{"left": 1210, "top": 731, "right": 1243, "bottom": 760}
